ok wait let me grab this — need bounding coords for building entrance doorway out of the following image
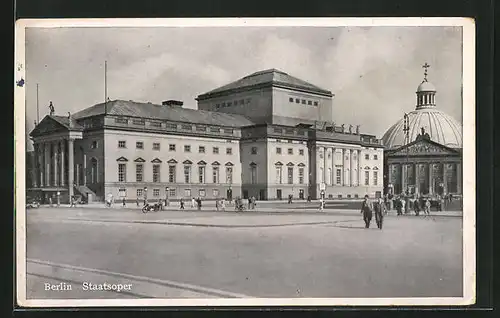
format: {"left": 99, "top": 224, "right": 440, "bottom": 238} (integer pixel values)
{"left": 259, "top": 189, "right": 266, "bottom": 200}
{"left": 276, "top": 189, "right": 282, "bottom": 200}
{"left": 299, "top": 189, "right": 304, "bottom": 199}
{"left": 226, "top": 189, "right": 233, "bottom": 201}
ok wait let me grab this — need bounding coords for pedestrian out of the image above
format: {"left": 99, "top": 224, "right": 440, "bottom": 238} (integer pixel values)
{"left": 220, "top": 199, "right": 226, "bottom": 211}
{"left": 180, "top": 198, "right": 185, "bottom": 210}
{"left": 197, "top": 198, "right": 202, "bottom": 210}
{"left": 251, "top": 196, "right": 256, "bottom": 209}
{"left": 401, "top": 198, "right": 406, "bottom": 215}
{"left": 69, "top": 195, "right": 75, "bottom": 208}
{"left": 136, "top": 197, "right": 140, "bottom": 207}
{"left": 216, "top": 198, "right": 219, "bottom": 211}
{"left": 319, "top": 197, "right": 324, "bottom": 211}
{"left": 158, "top": 198, "right": 163, "bottom": 211}
{"left": 122, "top": 197, "right": 126, "bottom": 207}
{"left": 374, "top": 197, "right": 385, "bottom": 230}
{"left": 49, "top": 196, "right": 53, "bottom": 207}
{"left": 191, "top": 197, "right": 196, "bottom": 209}
{"left": 414, "top": 196, "right": 420, "bottom": 216}
{"left": 361, "top": 195, "right": 374, "bottom": 228}
{"left": 424, "top": 198, "right": 431, "bottom": 216}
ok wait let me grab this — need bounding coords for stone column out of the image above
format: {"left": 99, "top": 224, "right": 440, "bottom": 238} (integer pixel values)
{"left": 39, "top": 143, "right": 44, "bottom": 187}
{"left": 357, "top": 150, "right": 361, "bottom": 186}
{"left": 32, "top": 144, "right": 38, "bottom": 188}
{"left": 388, "top": 163, "right": 393, "bottom": 186}
{"left": 331, "top": 148, "right": 336, "bottom": 186}
{"left": 429, "top": 163, "right": 434, "bottom": 195}
{"left": 60, "top": 140, "right": 65, "bottom": 186}
{"left": 53, "top": 141, "right": 58, "bottom": 187}
{"left": 442, "top": 163, "right": 448, "bottom": 195}
{"left": 44, "top": 142, "right": 51, "bottom": 187}
{"left": 349, "top": 149, "right": 354, "bottom": 186}
{"left": 400, "top": 164, "right": 405, "bottom": 194}
{"left": 414, "top": 163, "right": 419, "bottom": 195}
{"left": 323, "top": 147, "right": 328, "bottom": 185}
{"left": 341, "top": 149, "right": 346, "bottom": 186}
{"left": 317, "top": 147, "right": 324, "bottom": 184}
{"left": 68, "top": 139, "right": 75, "bottom": 198}
{"left": 83, "top": 154, "right": 87, "bottom": 185}
{"left": 457, "top": 162, "right": 462, "bottom": 194}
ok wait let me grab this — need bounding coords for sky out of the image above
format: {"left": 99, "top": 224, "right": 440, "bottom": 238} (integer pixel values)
{"left": 24, "top": 25, "right": 463, "bottom": 147}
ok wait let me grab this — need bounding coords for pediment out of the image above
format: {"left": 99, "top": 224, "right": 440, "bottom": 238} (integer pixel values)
{"left": 297, "top": 163, "right": 305, "bottom": 167}
{"left": 134, "top": 157, "right": 146, "bottom": 163}
{"left": 249, "top": 162, "right": 257, "bottom": 166}
{"left": 211, "top": 161, "right": 220, "bottom": 166}
{"left": 286, "top": 162, "right": 294, "bottom": 166}
{"left": 275, "top": 161, "right": 283, "bottom": 166}
{"left": 116, "top": 156, "right": 128, "bottom": 162}
{"left": 151, "top": 158, "right": 162, "bottom": 163}
{"left": 167, "top": 159, "right": 178, "bottom": 164}
{"left": 183, "top": 160, "right": 193, "bottom": 164}
{"left": 197, "top": 160, "right": 207, "bottom": 165}
{"left": 390, "top": 139, "right": 459, "bottom": 157}
{"left": 225, "top": 162, "right": 234, "bottom": 166}
{"left": 29, "top": 116, "right": 68, "bottom": 137}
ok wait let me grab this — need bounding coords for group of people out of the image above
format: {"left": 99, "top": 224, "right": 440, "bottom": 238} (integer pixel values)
{"left": 360, "top": 195, "right": 386, "bottom": 229}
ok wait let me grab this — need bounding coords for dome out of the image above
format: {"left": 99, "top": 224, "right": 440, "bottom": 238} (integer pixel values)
{"left": 382, "top": 108, "right": 462, "bottom": 149}
{"left": 416, "top": 81, "right": 436, "bottom": 92}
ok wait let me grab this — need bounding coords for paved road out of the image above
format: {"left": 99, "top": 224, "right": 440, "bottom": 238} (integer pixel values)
{"left": 25, "top": 207, "right": 463, "bottom": 299}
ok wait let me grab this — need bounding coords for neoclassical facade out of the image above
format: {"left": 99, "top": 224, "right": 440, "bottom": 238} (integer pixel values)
{"left": 382, "top": 67, "right": 463, "bottom": 196}
{"left": 28, "top": 69, "right": 385, "bottom": 203}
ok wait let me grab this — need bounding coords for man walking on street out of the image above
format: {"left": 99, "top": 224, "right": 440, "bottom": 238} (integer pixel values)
{"left": 361, "top": 195, "right": 374, "bottom": 228}
{"left": 374, "top": 197, "right": 385, "bottom": 230}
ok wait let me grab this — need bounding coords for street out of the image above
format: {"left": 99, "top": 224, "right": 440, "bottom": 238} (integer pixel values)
{"left": 25, "top": 206, "right": 463, "bottom": 299}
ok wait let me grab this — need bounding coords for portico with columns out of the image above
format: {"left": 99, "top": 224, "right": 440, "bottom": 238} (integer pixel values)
{"left": 28, "top": 115, "right": 83, "bottom": 203}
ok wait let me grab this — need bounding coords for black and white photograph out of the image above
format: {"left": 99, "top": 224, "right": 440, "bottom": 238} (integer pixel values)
{"left": 15, "top": 18, "right": 475, "bottom": 307}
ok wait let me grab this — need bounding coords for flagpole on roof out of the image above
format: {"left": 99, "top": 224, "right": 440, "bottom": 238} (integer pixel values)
{"left": 104, "top": 60, "right": 107, "bottom": 116}
{"left": 36, "top": 83, "right": 40, "bottom": 124}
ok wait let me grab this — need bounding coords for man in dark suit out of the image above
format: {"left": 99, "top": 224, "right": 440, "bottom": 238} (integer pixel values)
{"left": 374, "top": 197, "right": 385, "bottom": 230}
{"left": 360, "top": 195, "right": 374, "bottom": 228}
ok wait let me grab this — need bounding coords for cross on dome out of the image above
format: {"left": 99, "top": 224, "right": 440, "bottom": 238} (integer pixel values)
{"left": 422, "top": 62, "right": 430, "bottom": 82}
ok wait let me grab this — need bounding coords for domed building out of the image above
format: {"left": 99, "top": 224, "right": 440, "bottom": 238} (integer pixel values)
{"left": 382, "top": 65, "right": 462, "bottom": 197}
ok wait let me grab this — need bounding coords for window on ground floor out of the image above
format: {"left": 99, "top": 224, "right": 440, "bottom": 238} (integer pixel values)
{"left": 199, "top": 189, "right": 206, "bottom": 197}
{"left": 136, "top": 189, "right": 143, "bottom": 197}
{"left": 169, "top": 188, "right": 176, "bottom": 197}
{"left": 213, "top": 189, "right": 219, "bottom": 197}
{"left": 153, "top": 189, "right": 160, "bottom": 197}
{"left": 184, "top": 189, "right": 191, "bottom": 197}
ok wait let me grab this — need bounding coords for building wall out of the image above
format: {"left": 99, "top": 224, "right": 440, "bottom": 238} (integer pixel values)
{"left": 197, "top": 87, "right": 273, "bottom": 124}
{"left": 240, "top": 139, "right": 269, "bottom": 199}
{"left": 74, "top": 130, "right": 105, "bottom": 198}
{"left": 272, "top": 87, "right": 333, "bottom": 123}
{"left": 103, "top": 129, "right": 242, "bottom": 200}
{"left": 266, "top": 137, "right": 309, "bottom": 199}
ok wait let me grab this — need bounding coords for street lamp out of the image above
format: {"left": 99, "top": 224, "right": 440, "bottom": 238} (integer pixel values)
{"left": 165, "top": 186, "right": 169, "bottom": 206}
{"left": 144, "top": 186, "right": 148, "bottom": 205}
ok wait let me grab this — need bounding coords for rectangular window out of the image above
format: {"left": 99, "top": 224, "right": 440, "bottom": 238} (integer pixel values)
{"left": 118, "top": 163, "right": 126, "bottom": 182}
{"left": 212, "top": 166, "right": 219, "bottom": 183}
{"left": 118, "top": 188, "right": 127, "bottom": 197}
{"left": 150, "top": 121, "right": 162, "bottom": 128}
{"left": 250, "top": 166, "right": 257, "bottom": 184}
{"left": 184, "top": 145, "right": 191, "bottom": 152}
{"left": 226, "top": 147, "right": 232, "bottom": 155}
{"left": 374, "top": 154, "right": 378, "bottom": 160}
{"left": 169, "top": 188, "right": 176, "bottom": 197}
{"left": 336, "top": 169, "right": 341, "bottom": 185}
{"left": 373, "top": 171, "right": 378, "bottom": 185}
{"left": 136, "top": 164, "right": 143, "bottom": 182}
{"left": 136, "top": 189, "right": 143, "bottom": 197}
{"left": 288, "top": 140, "right": 293, "bottom": 143}
{"left": 168, "top": 165, "right": 176, "bottom": 183}
{"left": 199, "top": 146, "right": 205, "bottom": 154}
{"left": 273, "top": 128, "right": 283, "bottom": 134}
{"left": 224, "top": 128, "right": 234, "bottom": 134}
{"left": 213, "top": 189, "right": 219, "bottom": 197}
{"left": 276, "top": 139, "right": 281, "bottom": 143}
{"left": 136, "top": 142, "right": 144, "bottom": 149}
{"left": 314, "top": 101, "right": 318, "bottom": 106}
{"left": 184, "top": 189, "right": 191, "bottom": 197}
{"left": 289, "top": 97, "right": 294, "bottom": 102}
{"left": 166, "top": 123, "right": 177, "bottom": 130}
{"left": 287, "top": 148, "right": 293, "bottom": 155}
{"left": 276, "top": 147, "right": 282, "bottom": 154}
{"left": 213, "top": 147, "right": 219, "bottom": 154}
{"left": 153, "top": 143, "right": 160, "bottom": 150}
{"left": 285, "top": 129, "right": 294, "bottom": 134}
{"left": 239, "top": 99, "right": 244, "bottom": 105}
{"left": 365, "top": 154, "right": 369, "bottom": 160}
{"left": 115, "top": 117, "right": 128, "bottom": 124}
{"left": 287, "top": 167, "right": 293, "bottom": 184}
{"left": 184, "top": 166, "right": 191, "bottom": 184}
{"left": 299, "top": 149, "right": 304, "bottom": 156}
{"left": 210, "top": 127, "right": 220, "bottom": 133}
{"left": 226, "top": 167, "right": 233, "bottom": 184}
{"left": 276, "top": 167, "right": 282, "bottom": 184}
{"left": 181, "top": 124, "right": 192, "bottom": 130}
{"left": 153, "top": 164, "right": 161, "bottom": 183}
{"left": 169, "top": 144, "right": 176, "bottom": 151}
{"left": 365, "top": 171, "right": 370, "bottom": 186}
{"left": 308, "top": 100, "right": 312, "bottom": 105}
{"left": 153, "top": 189, "right": 160, "bottom": 197}
{"left": 295, "top": 98, "right": 300, "bottom": 103}
{"left": 199, "top": 189, "right": 206, "bottom": 197}
{"left": 301, "top": 99, "right": 306, "bottom": 104}
{"left": 132, "top": 119, "right": 145, "bottom": 125}
{"left": 118, "top": 141, "right": 126, "bottom": 148}
{"left": 196, "top": 126, "right": 206, "bottom": 132}
{"left": 251, "top": 147, "right": 257, "bottom": 155}
{"left": 298, "top": 167, "right": 304, "bottom": 184}
{"left": 198, "top": 166, "right": 206, "bottom": 183}
{"left": 91, "top": 141, "right": 98, "bottom": 149}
